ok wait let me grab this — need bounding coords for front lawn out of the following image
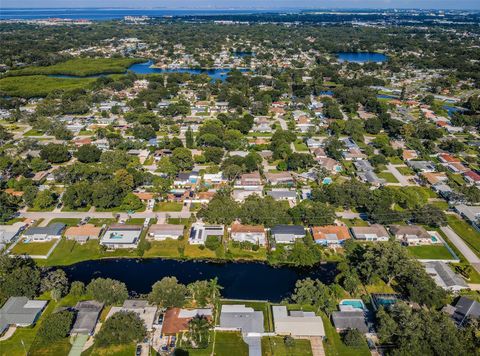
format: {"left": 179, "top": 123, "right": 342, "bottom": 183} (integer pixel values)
{"left": 396, "top": 166, "right": 414, "bottom": 175}
{"left": 48, "top": 218, "right": 81, "bottom": 226}
{"left": 407, "top": 245, "right": 454, "bottom": 260}
{"left": 377, "top": 172, "right": 399, "bottom": 183}
{"left": 89, "top": 218, "right": 117, "bottom": 227}
{"left": 322, "top": 314, "right": 370, "bottom": 356}
{"left": 83, "top": 343, "right": 136, "bottom": 356}
{"left": 214, "top": 331, "right": 249, "bottom": 356}
{"left": 10, "top": 238, "right": 57, "bottom": 256}
{"left": 294, "top": 140, "right": 309, "bottom": 151}
{"left": 447, "top": 215, "right": 480, "bottom": 257}
{"left": 262, "top": 336, "right": 312, "bottom": 356}
{"left": 154, "top": 201, "right": 183, "bottom": 212}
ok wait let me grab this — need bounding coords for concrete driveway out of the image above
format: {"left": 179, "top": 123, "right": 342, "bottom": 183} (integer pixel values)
{"left": 441, "top": 225, "right": 480, "bottom": 272}
{"left": 386, "top": 163, "right": 411, "bottom": 186}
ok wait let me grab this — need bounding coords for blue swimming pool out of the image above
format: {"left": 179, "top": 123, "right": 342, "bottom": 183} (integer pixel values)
{"left": 340, "top": 299, "right": 365, "bottom": 310}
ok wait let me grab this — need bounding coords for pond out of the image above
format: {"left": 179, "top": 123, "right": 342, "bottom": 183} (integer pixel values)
{"left": 127, "top": 60, "right": 249, "bottom": 81}
{"left": 62, "top": 258, "right": 337, "bottom": 302}
{"left": 337, "top": 52, "right": 388, "bottom": 63}
{"left": 49, "top": 60, "right": 249, "bottom": 82}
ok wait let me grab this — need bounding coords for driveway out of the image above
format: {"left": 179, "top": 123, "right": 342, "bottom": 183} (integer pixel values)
{"left": 386, "top": 163, "right": 411, "bottom": 186}
{"left": 441, "top": 225, "right": 480, "bottom": 272}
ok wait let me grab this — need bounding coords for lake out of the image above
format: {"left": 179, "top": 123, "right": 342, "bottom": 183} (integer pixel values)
{"left": 337, "top": 52, "right": 388, "bottom": 63}
{"left": 49, "top": 60, "right": 249, "bottom": 82}
{"left": 62, "top": 258, "right": 337, "bottom": 302}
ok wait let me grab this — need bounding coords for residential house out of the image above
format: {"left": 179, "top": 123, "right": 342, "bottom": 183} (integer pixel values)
{"left": 0, "top": 297, "right": 48, "bottom": 335}
{"left": 316, "top": 157, "right": 342, "bottom": 174}
{"left": 407, "top": 160, "right": 436, "bottom": 173}
{"left": 65, "top": 224, "right": 102, "bottom": 244}
{"left": 203, "top": 172, "right": 227, "bottom": 186}
{"left": 402, "top": 149, "right": 418, "bottom": 161}
{"left": 230, "top": 223, "right": 266, "bottom": 246}
{"left": 311, "top": 147, "right": 327, "bottom": 159}
{"left": 232, "top": 188, "right": 263, "bottom": 202}
{"left": 424, "top": 261, "right": 468, "bottom": 292}
{"left": 271, "top": 225, "right": 306, "bottom": 244}
{"left": 71, "top": 301, "right": 104, "bottom": 335}
{"left": 389, "top": 225, "right": 432, "bottom": 245}
{"left": 444, "top": 297, "right": 480, "bottom": 327}
{"left": 272, "top": 306, "right": 325, "bottom": 337}
{"left": 422, "top": 172, "right": 448, "bottom": 186}
{"left": 342, "top": 148, "right": 367, "bottom": 161}
{"left": 237, "top": 172, "right": 263, "bottom": 189}
{"left": 464, "top": 171, "right": 480, "bottom": 186}
{"left": 22, "top": 223, "right": 65, "bottom": 242}
{"left": 0, "top": 222, "right": 27, "bottom": 244}
{"left": 264, "top": 172, "right": 294, "bottom": 186}
{"left": 455, "top": 205, "right": 480, "bottom": 229}
{"left": 219, "top": 305, "right": 264, "bottom": 356}
{"left": 267, "top": 189, "right": 297, "bottom": 202}
{"left": 331, "top": 311, "right": 368, "bottom": 333}
{"left": 351, "top": 225, "right": 389, "bottom": 242}
{"left": 306, "top": 138, "right": 323, "bottom": 149}
{"left": 354, "top": 160, "right": 374, "bottom": 172}
{"left": 189, "top": 223, "right": 224, "bottom": 245}
{"left": 148, "top": 224, "right": 184, "bottom": 241}
{"left": 162, "top": 308, "right": 213, "bottom": 335}
{"left": 311, "top": 226, "right": 351, "bottom": 246}
{"left": 357, "top": 171, "right": 385, "bottom": 187}
{"left": 100, "top": 224, "right": 142, "bottom": 249}
{"left": 106, "top": 300, "right": 157, "bottom": 331}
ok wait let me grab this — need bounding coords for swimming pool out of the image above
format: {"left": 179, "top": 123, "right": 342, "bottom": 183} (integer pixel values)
{"left": 340, "top": 299, "right": 365, "bottom": 311}
{"left": 322, "top": 177, "right": 333, "bottom": 185}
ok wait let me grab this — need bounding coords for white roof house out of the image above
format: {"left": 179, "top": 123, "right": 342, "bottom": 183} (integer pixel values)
{"left": 0, "top": 222, "right": 27, "bottom": 244}
{"left": 272, "top": 306, "right": 325, "bottom": 337}
{"left": 100, "top": 224, "right": 142, "bottom": 249}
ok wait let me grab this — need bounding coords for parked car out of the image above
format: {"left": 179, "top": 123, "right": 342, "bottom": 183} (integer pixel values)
{"left": 135, "top": 345, "right": 142, "bottom": 356}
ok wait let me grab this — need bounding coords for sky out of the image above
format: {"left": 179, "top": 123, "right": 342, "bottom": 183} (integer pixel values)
{"left": 1, "top": 1, "right": 480, "bottom": 10}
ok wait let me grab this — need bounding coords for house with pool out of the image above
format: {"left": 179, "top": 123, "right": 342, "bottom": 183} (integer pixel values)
{"left": 311, "top": 225, "right": 351, "bottom": 246}
{"left": 100, "top": 224, "right": 142, "bottom": 249}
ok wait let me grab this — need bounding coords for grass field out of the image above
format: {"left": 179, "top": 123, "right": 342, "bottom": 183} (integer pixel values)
{"left": 143, "top": 239, "right": 183, "bottom": 258}
{"left": 377, "top": 171, "right": 399, "bottom": 183}
{"left": 226, "top": 242, "right": 267, "bottom": 261}
{"left": 7, "top": 57, "right": 143, "bottom": 77}
{"left": 10, "top": 238, "right": 57, "bottom": 256}
{"left": 89, "top": 218, "right": 117, "bottom": 226}
{"left": 262, "top": 336, "right": 312, "bottom": 356}
{"left": 177, "top": 331, "right": 248, "bottom": 356}
{"left": 0, "top": 75, "right": 96, "bottom": 98}
{"left": 396, "top": 166, "right": 414, "bottom": 175}
{"left": 294, "top": 140, "right": 309, "bottom": 151}
{"left": 83, "top": 343, "right": 136, "bottom": 356}
{"left": 23, "top": 129, "right": 44, "bottom": 136}
{"left": 407, "top": 245, "right": 454, "bottom": 260}
{"left": 48, "top": 218, "right": 81, "bottom": 226}
{"left": 154, "top": 201, "right": 184, "bottom": 212}
{"left": 447, "top": 215, "right": 480, "bottom": 257}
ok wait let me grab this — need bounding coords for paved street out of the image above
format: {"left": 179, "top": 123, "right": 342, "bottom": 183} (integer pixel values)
{"left": 441, "top": 225, "right": 480, "bottom": 272}
{"left": 21, "top": 210, "right": 192, "bottom": 220}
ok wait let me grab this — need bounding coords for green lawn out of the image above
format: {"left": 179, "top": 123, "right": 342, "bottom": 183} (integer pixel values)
{"left": 294, "top": 140, "right": 309, "bottom": 151}
{"left": 89, "top": 218, "right": 117, "bottom": 227}
{"left": 154, "top": 201, "right": 183, "bottom": 212}
{"left": 339, "top": 218, "right": 369, "bottom": 227}
{"left": 262, "top": 336, "right": 312, "bottom": 356}
{"left": 143, "top": 239, "right": 183, "bottom": 258}
{"left": 84, "top": 343, "right": 136, "bottom": 356}
{"left": 23, "top": 129, "right": 44, "bottom": 136}
{"left": 214, "top": 331, "right": 249, "bottom": 356}
{"left": 61, "top": 206, "right": 91, "bottom": 212}
{"left": 447, "top": 215, "right": 480, "bottom": 257}
{"left": 388, "top": 157, "right": 404, "bottom": 164}
{"left": 10, "top": 238, "right": 57, "bottom": 256}
{"left": 125, "top": 218, "right": 145, "bottom": 225}
{"left": 407, "top": 245, "right": 454, "bottom": 260}
{"left": 226, "top": 242, "right": 267, "bottom": 261}
{"left": 396, "top": 166, "right": 414, "bottom": 175}
{"left": 48, "top": 218, "right": 81, "bottom": 226}
{"left": 377, "top": 172, "right": 399, "bottom": 183}
{"left": 29, "top": 338, "right": 72, "bottom": 356}
{"left": 8, "top": 57, "right": 143, "bottom": 77}
{"left": 0, "top": 75, "right": 96, "bottom": 98}
{"left": 322, "top": 314, "right": 370, "bottom": 356}
{"left": 167, "top": 218, "right": 192, "bottom": 225}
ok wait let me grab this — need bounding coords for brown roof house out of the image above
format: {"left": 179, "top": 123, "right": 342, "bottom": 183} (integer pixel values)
{"left": 65, "top": 224, "right": 102, "bottom": 244}
{"left": 389, "top": 225, "right": 432, "bottom": 246}
{"left": 230, "top": 223, "right": 267, "bottom": 246}
{"left": 162, "top": 308, "right": 213, "bottom": 335}
{"left": 351, "top": 225, "right": 389, "bottom": 242}
{"left": 312, "top": 226, "right": 351, "bottom": 246}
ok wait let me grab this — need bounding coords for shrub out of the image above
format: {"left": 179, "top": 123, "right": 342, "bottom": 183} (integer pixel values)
{"left": 342, "top": 328, "right": 365, "bottom": 347}
{"left": 95, "top": 311, "right": 146, "bottom": 347}
{"left": 37, "top": 310, "right": 74, "bottom": 342}
{"left": 205, "top": 235, "right": 221, "bottom": 251}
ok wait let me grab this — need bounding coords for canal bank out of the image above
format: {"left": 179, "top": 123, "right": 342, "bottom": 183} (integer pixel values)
{"left": 62, "top": 258, "right": 337, "bottom": 301}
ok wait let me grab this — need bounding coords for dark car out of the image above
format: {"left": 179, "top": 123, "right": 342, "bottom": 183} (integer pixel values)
{"left": 169, "top": 336, "right": 176, "bottom": 348}
{"left": 135, "top": 345, "right": 142, "bottom": 356}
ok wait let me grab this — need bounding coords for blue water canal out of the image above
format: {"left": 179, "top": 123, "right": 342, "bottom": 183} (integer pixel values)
{"left": 62, "top": 258, "right": 337, "bottom": 302}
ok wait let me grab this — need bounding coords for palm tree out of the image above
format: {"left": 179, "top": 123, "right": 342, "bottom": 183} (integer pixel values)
{"left": 208, "top": 278, "right": 223, "bottom": 304}
{"left": 188, "top": 315, "right": 211, "bottom": 348}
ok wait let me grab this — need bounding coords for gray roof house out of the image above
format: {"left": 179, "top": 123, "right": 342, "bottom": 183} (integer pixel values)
{"left": 148, "top": 224, "right": 185, "bottom": 241}
{"left": 267, "top": 189, "right": 297, "bottom": 201}
{"left": 271, "top": 225, "right": 306, "bottom": 244}
{"left": 219, "top": 304, "right": 264, "bottom": 356}
{"left": 445, "top": 297, "right": 480, "bottom": 327}
{"left": 0, "top": 297, "right": 48, "bottom": 334}
{"left": 22, "top": 223, "right": 65, "bottom": 242}
{"left": 0, "top": 222, "right": 27, "bottom": 244}
{"left": 354, "top": 160, "right": 374, "bottom": 172}
{"left": 357, "top": 171, "right": 385, "bottom": 187}
{"left": 331, "top": 311, "right": 368, "bottom": 333}
{"left": 407, "top": 160, "right": 436, "bottom": 173}
{"left": 272, "top": 306, "right": 325, "bottom": 337}
{"left": 71, "top": 301, "right": 104, "bottom": 335}
{"left": 424, "top": 261, "right": 468, "bottom": 292}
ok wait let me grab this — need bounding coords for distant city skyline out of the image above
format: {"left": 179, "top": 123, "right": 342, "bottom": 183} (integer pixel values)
{"left": 2, "top": 1, "right": 480, "bottom": 10}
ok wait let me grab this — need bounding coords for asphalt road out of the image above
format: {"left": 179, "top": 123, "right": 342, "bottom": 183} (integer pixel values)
{"left": 441, "top": 225, "right": 480, "bottom": 273}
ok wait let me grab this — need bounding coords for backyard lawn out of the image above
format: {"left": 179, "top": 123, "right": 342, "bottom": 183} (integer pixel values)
{"left": 447, "top": 215, "right": 480, "bottom": 256}
{"left": 377, "top": 172, "right": 399, "bottom": 183}
{"left": 226, "top": 242, "right": 267, "bottom": 261}
{"left": 10, "top": 238, "right": 57, "bottom": 256}
{"left": 154, "top": 201, "right": 183, "bottom": 212}
{"left": 143, "top": 239, "right": 183, "bottom": 258}
{"left": 262, "top": 336, "right": 312, "bottom": 356}
{"left": 407, "top": 245, "right": 454, "bottom": 260}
